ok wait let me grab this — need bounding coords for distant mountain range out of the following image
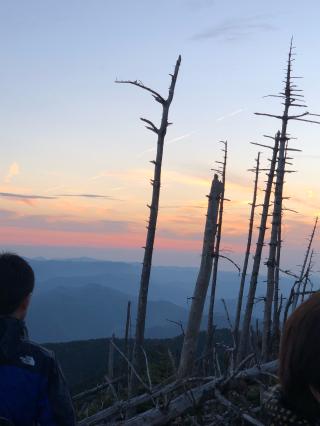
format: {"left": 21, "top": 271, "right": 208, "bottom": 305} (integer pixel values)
{"left": 25, "top": 257, "right": 300, "bottom": 343}
{"left": 27, "top": 283, "right": 231, "bottom": 342}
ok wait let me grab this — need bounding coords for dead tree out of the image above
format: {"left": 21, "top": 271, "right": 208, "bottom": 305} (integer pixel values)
{"left": 234, "top": 152, "right": 260, "bottom": 356}
{"left": 123, "top": 300, "right": 132, "bottom": 389}
{"left": 260, "top": 42, "right": 320, "bottom": 360}
{"left": 271, "top": 143, "right": 294, "bottom": 354}
{"left": 292, "top": 216, "right": 318, "bottom": 310}
{"left": 271, "top": 224, "right": 282, "bottom": 355}
{"left": 301, "top": 249, "right": 314, "bottom": 303}
{"left": 124, "top": 301, "right": 131, "bottom": 358}
{"left": 259, "top": 42, "right": 320, "bottom": 360}
{"left": 237, "top": 133, "right": 280, "bottom": 363}
{"left": 238, "top": 40, "right": 320, "bottom": 363}
{"left": 116, "top": 56, "right": 181, "bottom": 391}
{"left": 205, "top": 141, "right": 227, "bottom": 362}
{"left": 108, "top": 334, "right": 115, "bottom": 380}
{"left": 178, "top": 174, "right": 223, "bottom": 378}
{"left": 261, "top": 138, "right": 287, "bottom": 360}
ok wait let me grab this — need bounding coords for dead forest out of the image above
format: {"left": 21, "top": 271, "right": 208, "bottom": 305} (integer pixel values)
{"left": 76, "top": 42, "right": 319, "bottom": 425}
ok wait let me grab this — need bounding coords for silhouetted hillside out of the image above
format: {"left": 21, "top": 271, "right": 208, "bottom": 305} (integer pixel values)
{"left": 46, "top": 330, "right": 233, "bottom": 394}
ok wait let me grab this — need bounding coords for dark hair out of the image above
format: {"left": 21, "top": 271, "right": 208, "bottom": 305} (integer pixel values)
{"left": 0, "top": 253, "right": 34, "bottom": 315}
{"left": 279, "top": 293, "right": 320, "bottom": 421}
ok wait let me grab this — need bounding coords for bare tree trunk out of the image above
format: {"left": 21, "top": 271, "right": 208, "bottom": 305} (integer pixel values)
{"left": 272, "top": 141, "right": 289, "bottom": 334}
{"left": 301, "top": 250, "right": 314, "bottom": 303}
{"left": 178, "top": 174, "right": 223, "bottom": 379}
{"left": 124, "top": 301, "right": 131, "bottom": 358}
{"left": 260, "top": 43, "right": 296, "bottom": 361}
{"left": 283, "top": 287, "right": 294, "bottom": 330}
{"left": 237, "top": 132, "right": 280, "bottom": 363}
{"left": 116, "top": 56, "right": 181, "bottom": 393}
{"left": 205, "top": 141, "right": 227, "bottom": 362}
{"left": 108, "top": 333, "right": 115, "bottom": 380}
{"left": 271, "top": 223, "right": 282, "bottom": 355}
{"left": 261, "top": 131, "right": 287, "bottom": 361}
{"left": 292, "top": 216, "right": 318, "bottom": 310}
{"left": 271, "top": 140, "right": 290, "bottom": 346}
{"left": 234, "top": 152, "right": 260, "bottom": 357}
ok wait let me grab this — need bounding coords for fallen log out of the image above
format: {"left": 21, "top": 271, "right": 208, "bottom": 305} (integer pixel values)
{"left": 78, "top": 377, "right": 212, "bottom": 425}
{"left": 118, "top": 361, "right": 277, "bottom": 425}
{"left": 78, "top": 360, "right": 277, "bottom": 425}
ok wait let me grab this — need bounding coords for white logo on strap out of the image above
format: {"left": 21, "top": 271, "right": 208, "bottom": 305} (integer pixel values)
{"left": 20, "top": 355, "right": 35, "bottom": 367}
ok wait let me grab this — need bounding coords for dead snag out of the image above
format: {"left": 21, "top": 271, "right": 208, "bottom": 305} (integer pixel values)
{"left": 271, "top": 208, "right": 282, "bottom": 355}
{"left": 301, "top": 249, "right": 314, "bottom": 303}
{"left": 260, "top": 41, "right": 320, "bottom": 360}
{"left": 234, "top": 152, "right": 260, "bottom": 358}
{"left": 124, "top": 301, "right": 131, "bottom": 358}
{"left": 108, "top": 334, "right": 115, "bottom": 380}
{"left": 262, "top": 134, "right": 286, "bottom": 361}
{"left": 178, "top": 174, "right": 223, "bottom": 379}
{"left": 292, "top": 216, "right": 318, "bottom": 310}
{"left": 239, "top": 39, "right": 320, "bottom": 363}
{"left": 116, "top": 56, "right": 181, "bottom": 393}
{"left": 237, "top": 132, "right": 280, "bottom": 363}
{"left": 206, "top": 141, "right": 228, "bottom": 366}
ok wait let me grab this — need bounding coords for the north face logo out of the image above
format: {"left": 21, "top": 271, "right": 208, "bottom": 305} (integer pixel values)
{"left": 20, "top": 355, "right": 35, "bottom": 367}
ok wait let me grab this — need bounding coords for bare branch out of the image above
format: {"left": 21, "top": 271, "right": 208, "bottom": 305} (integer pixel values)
{"left": 214, "top": 254, "right": 241, "bottom": 275}
{"left": 115, "top": 79, "right": 166, "bottom": 104}
{"left": 110, "top": 340, "right": 150, "bottom": 392}
{"left": 140, "top": 118, "right": 159, "bottom": 134}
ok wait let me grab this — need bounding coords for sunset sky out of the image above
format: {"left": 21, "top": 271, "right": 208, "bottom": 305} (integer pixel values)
{"left": 0, "top": 0, "right": 320, "bottom": 272}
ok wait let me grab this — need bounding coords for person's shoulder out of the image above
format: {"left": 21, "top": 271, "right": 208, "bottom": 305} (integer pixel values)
{"left": 22, "top": 336, "right": 54, "bottom": 358}
{"left": 18, "top": 337, "right": 57, "bottom": 373}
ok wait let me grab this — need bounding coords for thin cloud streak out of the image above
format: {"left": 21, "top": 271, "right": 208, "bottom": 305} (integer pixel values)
{"left": 0, "top": 192, "right": 57, "bottom": 200}
{"left": 191, "top": 15, "right": 277, "bottom": 42}
{"left": 0, "top": 209, "right": 134, "bottom": 233}
{"left": 136, "top": 132, "right": 194, "bottom": 158}
{"left": 216, "top": 108, "right": 246, "bottom": 122}
{"left": 56, "top": 193, "right": 114, "bottom": 200}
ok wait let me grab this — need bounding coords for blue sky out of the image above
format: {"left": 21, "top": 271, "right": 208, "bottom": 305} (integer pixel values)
{"left": 0, "top": 0, "right": 319, "bottom": 270}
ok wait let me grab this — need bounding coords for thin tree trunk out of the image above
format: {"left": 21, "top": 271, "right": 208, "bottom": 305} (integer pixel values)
{"left": 271, "top": 140, "right": 289, "bottom": 345}
{"left": 292, "top": 216, "right": 318, "bottom": 311}
{"left": 178, "top": 174, "right": 223, "bottom": 379}
{"left": 301, "top": 250, "right": 314, "bottom": 303}
{"left": 205, "top": 141, "right": 227, "bottom": 362}
{"left": 108, "top": 333, "right": 115, "bottom": 380}
{"left": 234, "top": 152, "right": 260, "bottom": 357}
{"left": 116, "top": 56, "right": 181, "bottom": 393}
{"left": 124, "top": 301, "right": 131, "bottom": 358}
{"left": 271, "top": 223, "right": 282, "bottom": 355}
{"left": 237, "top": 132, "right": 280, "bottom": 363}
{"left": 282, "top": 287, "right": 294, "bottom": 330}
{"left": 272, "top": 141, "right": 289, "bottom": 333}
{"left": 261, "top": 130, "right": 287, "bottom": 361}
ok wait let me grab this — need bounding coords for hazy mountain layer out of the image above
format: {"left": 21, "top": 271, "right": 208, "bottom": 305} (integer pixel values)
{"left": 26, "top": 258, "right": 296, "bottom": 342}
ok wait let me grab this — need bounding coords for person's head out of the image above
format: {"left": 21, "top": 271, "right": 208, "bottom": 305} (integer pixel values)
{"left": 0, "top": 253, "right": 34, "bottom": 319}
{"left": 279, "top": 293, "right": 320, "bottom": 420}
